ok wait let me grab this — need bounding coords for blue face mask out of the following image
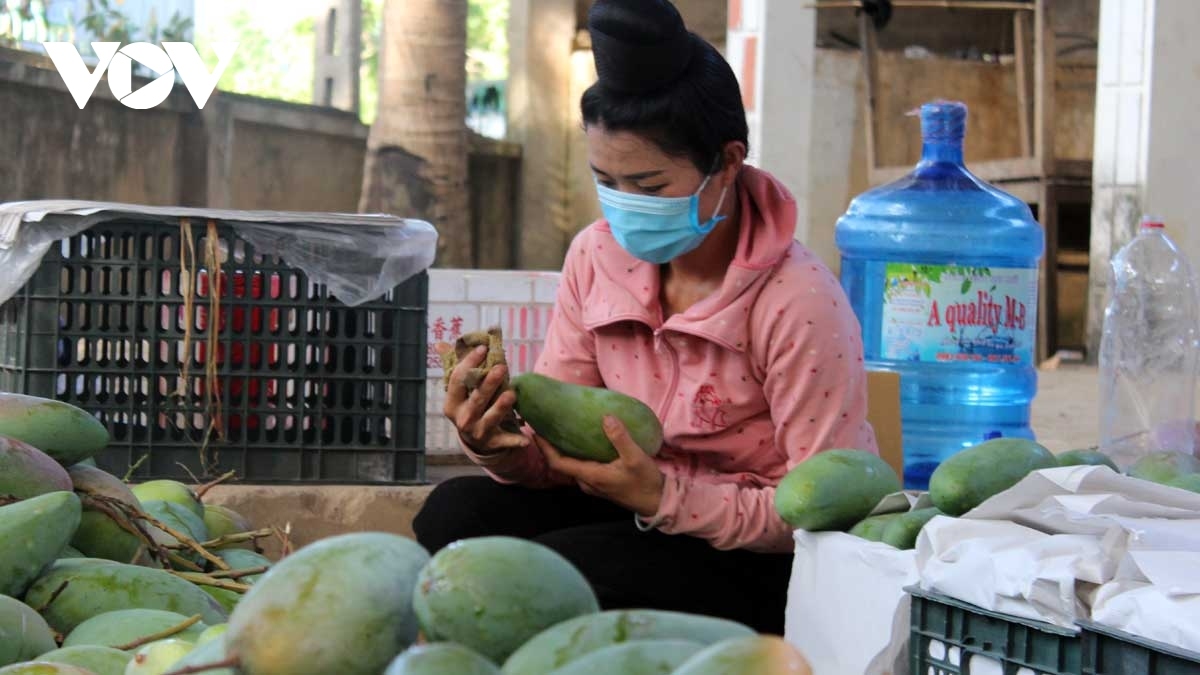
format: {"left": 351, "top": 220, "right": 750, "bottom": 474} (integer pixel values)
{"left": 596, "top": 174, "right": 730, "bottom": 264}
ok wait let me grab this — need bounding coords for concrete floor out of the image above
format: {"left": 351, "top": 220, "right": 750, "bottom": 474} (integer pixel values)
{"left": 1030, "top": 365, "right": 1100, "bottom": 452}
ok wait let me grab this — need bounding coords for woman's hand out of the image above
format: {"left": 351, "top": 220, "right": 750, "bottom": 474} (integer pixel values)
{"left": 535, "top": 415, "right": 665, "bottom": 518}
{"left": 444, "top": 346, "right": 529, "bottom": 455}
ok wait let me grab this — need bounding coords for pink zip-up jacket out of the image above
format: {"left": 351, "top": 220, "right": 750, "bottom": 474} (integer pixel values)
{"left": 465, "top": 166, "right": 878, "bottom": 552}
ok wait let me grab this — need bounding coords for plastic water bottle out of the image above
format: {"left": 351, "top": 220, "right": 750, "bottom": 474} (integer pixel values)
{"left": 1098, "top": 217, "right": 1200, "bottom": 470}
{"left": 836, "top": 100, "right": 1044, "bottom": 489}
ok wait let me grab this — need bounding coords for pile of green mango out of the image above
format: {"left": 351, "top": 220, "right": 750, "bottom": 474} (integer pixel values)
{"left": 774, "top": 435, "right": 1200, "bottom": 551}
{"left": 1, "top": 393, "right": 813, "bottom": 674}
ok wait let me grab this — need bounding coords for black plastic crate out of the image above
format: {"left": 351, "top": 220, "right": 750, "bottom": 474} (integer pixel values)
{"left": 0, "top": 219, "right": 428, "bottom": 484}
{"left": 1081, "top": 620, "right": 1200, "bottom": 675}
{"left": 908, "top": 587, "right": 1081, "bottom": 675}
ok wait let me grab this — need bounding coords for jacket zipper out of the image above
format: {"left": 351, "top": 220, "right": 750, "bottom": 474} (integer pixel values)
{"left": 655, "top": 329, "right": 682, "bottom": 426}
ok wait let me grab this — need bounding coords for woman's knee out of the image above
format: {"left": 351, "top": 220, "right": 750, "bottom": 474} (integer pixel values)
{"left": 412, "top": 476, "right": 495, "bottom": 552}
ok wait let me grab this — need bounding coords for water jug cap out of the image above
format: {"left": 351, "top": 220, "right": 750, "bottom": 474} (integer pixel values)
{"left": 919, "top": 100, "right": 967, "bottom": 143}
{"left": 1140, "top": 215, "right": 1165, "bottom": 229}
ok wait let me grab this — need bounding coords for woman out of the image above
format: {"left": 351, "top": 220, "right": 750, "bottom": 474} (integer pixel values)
{"left": 414, "top": 0, "right": 878, "bottom": 635}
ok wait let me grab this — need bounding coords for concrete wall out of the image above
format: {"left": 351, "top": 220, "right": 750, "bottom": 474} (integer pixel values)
{"left": 0, "top": 46, "right": 521, "bottom": 269}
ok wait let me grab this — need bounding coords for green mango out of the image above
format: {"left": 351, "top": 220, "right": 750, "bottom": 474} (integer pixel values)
{"left": 671, "top": 636, "right": 813, "bottom": 675}
{"left": 414, "top": 537, "right": 599, "bottom": 663}
{"left": 24, "top": 559, "right": 226, "bottom": 634}
{"left": 130, "top": 483, "right": 203, "bottom": 521}
{"left": 63, "top": 609, "right": 208, "bottom": 652}
{"left": 0, "top": 663, "right": 100, "bottom": 675}
{"left": 0, "top": 595, "right": 57, "bottom": 667}
{"left": 930, "top": 439, "right": 1057, "bottom": 516}
{"left": 201, "top": 507, "right": 253, "bottom": 550}
{"left": 0, "top": 394, "right": 109, "bottom": 466}
{"left": 227, "top": 532, "right": 429, "bottom": 675}
{"left": 546, "top": 640, "right": 704, "bottom": 675}
{"left": 199, "top": 587, "right": 240, "bottom": 615}
{"left": 124, "top": 639, "right": 195, "bottom": 675}
{"left": 511, "top": 373, "right": 662, "bottom": 462}
{"left": 1127, "top": 452, "right": 1200, "bottom": 485}
{"left": 1166, "top": 473, "right": 1200, "bottom": 494}
{"left": 1056, "top": 449, "right": 1119, "bottom": 471}
{"left": 0, "top": 436, "right": 72, "bottom": 499}
{"left": 140, "top": 501, "right": 208, "bottom": 554}
{"left": 775, "top": 450, "right": 902, "bottom": 531}
{"left": 0, "top": 491, "right": 82, "bottom": 597}
{"left": 158, "top": 636, "right": 233, "bottom": 675}
{"left": 384, "top": 644, "right": 499, "bottom": 675}
{"left": 58, "top": 547, "right": 85, "bottom": 560}
{"left": 847, "top": 513, "right": 904, "bottom": 542}
{"left": 502, "top": 610, "right": 754, "bottom": 675}
{"left": 35, "top": 646, "right": 130, "bottom": 675}
{"left": 880, "top": 508, "right": 944, "bottom": 550}
{"left": 67, "top": 465, "right": 153, "bottom": 565}
{"left": 213, "top": 550, "right": 270, "bottom": 584}
{"left": 195, "top": 624, "right": 227, "bottom": 646}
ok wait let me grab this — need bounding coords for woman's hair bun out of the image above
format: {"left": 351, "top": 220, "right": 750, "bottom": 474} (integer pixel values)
{"left": 588, "top": 0, "right": 697, "bottom": 95}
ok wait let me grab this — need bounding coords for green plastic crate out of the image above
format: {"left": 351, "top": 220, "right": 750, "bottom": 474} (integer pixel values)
{"left": 1081, "top": 620, "right": 1200, "bottom": 674}
{"left": 908, "top": 587, "right": 1081, "bottom": 675}
{"left": 0, "top": 219, "right": 428, "bottom": 484}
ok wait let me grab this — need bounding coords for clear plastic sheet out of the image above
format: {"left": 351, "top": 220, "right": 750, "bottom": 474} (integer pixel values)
{"left": 0, "top": 200, "right": 439, "bottom": 307}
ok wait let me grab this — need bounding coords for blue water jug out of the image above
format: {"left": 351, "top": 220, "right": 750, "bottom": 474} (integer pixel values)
{"left": 836, "top": 100, "right": 1044, "bottom": 489}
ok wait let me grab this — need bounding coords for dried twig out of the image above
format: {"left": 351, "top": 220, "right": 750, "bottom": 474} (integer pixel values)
{"left": 31, "top": 580, "right": 70, "bottom": 613}
{"left": 164, "top": 655, "right": 242, "bottom": 675}
{"left": 170, "top": 572, "right": 250, "bottom": 593}
{"left": 0, "top": 494, "right": 21, "bottom": 507}
{"left": 122, "top": 454, "right": 150, "bottom": 482}
{"left": 207, "top": 565, "right": 267, "bottom": 580}
{"left": 133, "top": 509, "right": 230, "bottom": 571}
{"left": 273, "top": 523, "right": 294, "bottom": 558}
{"left": 176, "top": 462, "right": 203, "bottom": 486}
{"left": 114, "top": 614, "right": 202, "bottom": 651}
{"left": 81, "top": 493, "right": 173, "bottom": 570}
{"left": 165, "top": 528, "right": 273, "bottom": 551}
{"left": 195, "top": 470, "right": 237, "bottom": 500}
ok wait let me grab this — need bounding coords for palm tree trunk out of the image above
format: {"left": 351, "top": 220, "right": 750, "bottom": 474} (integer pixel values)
{"left": 360, "top": 0, "right": 471, "bottom": 268}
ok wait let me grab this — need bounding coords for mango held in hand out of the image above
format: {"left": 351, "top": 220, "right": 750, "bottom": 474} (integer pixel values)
{"left": 227, "top": 532, "right": 429, "bottom": 675}
{"left": 415, "top": 536, "right": 599, "bottom": 664}
{"left": 929, "top": 438, "right": 1056, "bottom": 516}
{"left": 0, "top": 491, "right": 82, "bottom": 598}
{"left": 774, "top": 450, "right": 901, "bottom": 531}
{"left": 0, "top": 394, "right": 109, "bottom": 466}
{"left": 0, "top": 595, "right": 58, "bottom": 667}
{"left": 510, "top": 373, "right": 662, "bottom": 463}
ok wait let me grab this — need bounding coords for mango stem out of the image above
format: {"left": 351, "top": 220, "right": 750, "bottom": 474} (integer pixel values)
{"left": 114, "top": 614, "right": 203, "bottom": 651}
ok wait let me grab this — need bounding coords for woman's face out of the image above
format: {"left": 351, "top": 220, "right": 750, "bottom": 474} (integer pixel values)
{"left": 586, "top": 125, "right": 738, "bottom": 221}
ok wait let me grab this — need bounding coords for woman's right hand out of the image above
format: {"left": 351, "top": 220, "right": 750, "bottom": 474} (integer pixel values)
{"left": 443, "top": 345, "right": 529, "bottom": 456}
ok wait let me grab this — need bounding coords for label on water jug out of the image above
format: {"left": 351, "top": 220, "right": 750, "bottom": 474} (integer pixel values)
{"left": 881, "top": 263, "right": 1037, "bottom": 366}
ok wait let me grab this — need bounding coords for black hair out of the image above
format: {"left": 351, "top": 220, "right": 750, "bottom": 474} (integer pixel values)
{"left": 582, "top": 0, "right": 749, "bottom": 174}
